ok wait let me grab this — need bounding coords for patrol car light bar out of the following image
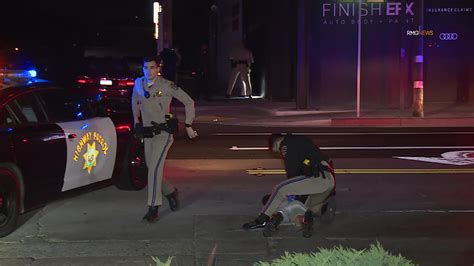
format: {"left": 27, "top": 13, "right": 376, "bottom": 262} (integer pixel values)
{"left": 0, "top": 69, "right": 37, "bottom": 79}
{"left": 0, "top": 69, "right": 38, "bottom": 89}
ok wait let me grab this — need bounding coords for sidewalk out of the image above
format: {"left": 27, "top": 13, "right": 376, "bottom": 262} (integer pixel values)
{"left": 178, "top": 98, "right": 474, "bottom": 128}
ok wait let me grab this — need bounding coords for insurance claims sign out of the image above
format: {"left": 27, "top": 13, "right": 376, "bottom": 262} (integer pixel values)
{"left": 321, "top": 0, "right": 417, "bottom": 26}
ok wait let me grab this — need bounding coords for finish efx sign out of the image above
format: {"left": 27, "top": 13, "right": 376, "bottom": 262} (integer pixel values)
{"left": 322, "top": 0, "right": 416, "bottom": 25}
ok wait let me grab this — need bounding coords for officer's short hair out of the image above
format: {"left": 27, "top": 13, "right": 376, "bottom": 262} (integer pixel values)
{"left": 143, "top": 56, "right": 160, "bottom": 65}
{"left": 269, "top": 133, "right": 284, "bottom": 151}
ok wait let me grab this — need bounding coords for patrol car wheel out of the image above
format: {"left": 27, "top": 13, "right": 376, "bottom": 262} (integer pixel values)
{"left": 116, "top": 138, "right": 147, "bottom": 191}
{"left": 0, "top": 174, "right": 19, "bottom": 238}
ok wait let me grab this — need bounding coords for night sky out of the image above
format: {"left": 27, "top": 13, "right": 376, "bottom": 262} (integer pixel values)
{"left": 1, "top": 0, "right": 211, "bottom": 83}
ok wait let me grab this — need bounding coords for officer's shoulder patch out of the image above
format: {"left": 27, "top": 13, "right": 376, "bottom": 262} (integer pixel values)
{"left": 170, "top": 82, "right": 178, "bottom": 90}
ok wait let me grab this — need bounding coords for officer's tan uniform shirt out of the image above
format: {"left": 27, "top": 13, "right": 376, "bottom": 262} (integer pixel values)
{"left": 131, "top": 76, "right": 195, "bottom": 127}
{"left": 229, "top": 46, "right": 254, "bottom": 67}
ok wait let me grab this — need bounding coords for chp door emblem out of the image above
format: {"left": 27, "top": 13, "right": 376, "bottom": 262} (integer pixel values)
{"left": 83, "top": 142, "right": 99, "bottom": 174}
{"left": 73, "top": 131, "right": 110, "bottom": 174}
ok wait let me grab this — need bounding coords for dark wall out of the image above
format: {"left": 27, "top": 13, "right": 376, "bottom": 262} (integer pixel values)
{"left": 423, "top": 0, "right": 474, "bottom": 103}
{"left": 244, "top": 0, "right": 297, "bottom": 100}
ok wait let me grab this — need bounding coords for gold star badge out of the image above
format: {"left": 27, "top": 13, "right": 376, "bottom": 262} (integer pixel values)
{"left": 83, "top": 142, "right": 99, "bottom": 174}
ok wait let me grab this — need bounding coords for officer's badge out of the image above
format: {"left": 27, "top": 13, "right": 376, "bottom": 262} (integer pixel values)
{"left": 152, "top": 90, "right": 163, "bottom": 98}
{"left": 170, "top": 82, "right": 178, "bottom": 90}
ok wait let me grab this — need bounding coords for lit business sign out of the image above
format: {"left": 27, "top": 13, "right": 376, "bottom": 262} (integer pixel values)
{"left": 153, "top": 2, "right": 162, "bottom": 39}
{"left": 439, "top": 33, "right": 459, "bottom": 41}
{"left": 406, "top": 29, "right": 434, "bottom": 36}
{"left": 73, "top": 132, "right": 109, "bottom": 174}
{"left": 426, "top": 7, "right": 472, "bottom": 14}
{"left": 322, "top": 0, "right": 416, "bottom": 25}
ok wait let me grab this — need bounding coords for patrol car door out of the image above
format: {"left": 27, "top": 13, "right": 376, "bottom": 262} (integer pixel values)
{"left": 35, "top": 89, "right": 117, "bottom": 192}
{"left": 4, "top": 91, "right": 67, "bottom": 207}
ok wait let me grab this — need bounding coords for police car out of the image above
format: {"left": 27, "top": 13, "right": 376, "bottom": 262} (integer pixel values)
{"left": 0, "top": 69, "right": 147, "bottom": 237}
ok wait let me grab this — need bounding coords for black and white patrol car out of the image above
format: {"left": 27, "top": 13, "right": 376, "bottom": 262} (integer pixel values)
{"left": 0, "top": 70, "right": 147, "bottom": 237}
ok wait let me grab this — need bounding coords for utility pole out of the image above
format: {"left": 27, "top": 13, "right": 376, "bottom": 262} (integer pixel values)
{"left": 412, "top": 0, "right": 425, "bottom": 117}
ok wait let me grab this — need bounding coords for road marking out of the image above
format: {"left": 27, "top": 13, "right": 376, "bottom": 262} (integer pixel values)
{"left": 383, "top": 210, "right": 474, "bottom": 213}
{"left": 396, "top": 151, "right": 474, "bottom": 166}
{"left": 338, "top": 210, "right": 474, "bottom": 214}
{"left": 214, "top": 132, "right": 474, "bottom": 136}
{"left": 230, "top": 146, "right": 269, "bottom": 151}
{"left": 246, "top": 168, "right": 474, "bottom": 175}
{"left": 230, "top": 145, "right": 474, "bottom": 151}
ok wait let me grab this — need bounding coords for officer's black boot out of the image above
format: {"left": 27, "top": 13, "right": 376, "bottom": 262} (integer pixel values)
{"left": 242, "top": 213, "right": 269, "bottom": 230}
{"left": 302, "top": 210, "right": 314, "bottom": 238}
{"left": 263, "top": 212, "right": 284, "bottom": 237}
{"left": 142, "top": 206, "right": 159, "bottom": 223}
{"left": 166, "top": 189, "right": 179, "bottom": 211}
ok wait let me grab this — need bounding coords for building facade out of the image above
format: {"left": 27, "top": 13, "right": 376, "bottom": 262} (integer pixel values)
{"left": 215, "top": 0, "right": 473, "bottom": 109}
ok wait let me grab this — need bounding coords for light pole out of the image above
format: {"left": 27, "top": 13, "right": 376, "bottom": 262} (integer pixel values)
{"left": 356, "top": 0, "right": 362, "bottom": 118}
{"left": 153, "top": 1, "right": 163, "bottom": 53}
{"left": 412, "top": 0, "right": 425, "bottom": 117}
{"left": 210, "top": 4, "right": 219, "bottom": 87}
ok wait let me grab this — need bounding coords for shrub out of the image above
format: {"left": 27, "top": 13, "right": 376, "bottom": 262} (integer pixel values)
{"left": 255, "top": 243, "right": 416, "bottom": 266}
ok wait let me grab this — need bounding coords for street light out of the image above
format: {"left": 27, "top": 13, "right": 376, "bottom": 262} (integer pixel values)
{"left": 153, "top": 1, "right": 162, "bottom": 40}
{"left": 356, "top": 0, "right": 362, "bottom": 118}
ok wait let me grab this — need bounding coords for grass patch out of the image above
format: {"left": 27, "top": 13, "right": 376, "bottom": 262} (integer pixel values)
{"left": 151, "top": 256, "right": 174, "bottom": 266}
{"left": 255, "top": 243, "right": 416, "bottom": 266}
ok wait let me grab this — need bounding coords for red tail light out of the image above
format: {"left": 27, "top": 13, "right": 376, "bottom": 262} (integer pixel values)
{"left": 118, "top": 80, "right": 134, "bottom": 87}
{"left": 77, "top": 77, "right": 95, "bottom": 84}
{"left": 115, "top": 125, "right": 131, "bottom": 133}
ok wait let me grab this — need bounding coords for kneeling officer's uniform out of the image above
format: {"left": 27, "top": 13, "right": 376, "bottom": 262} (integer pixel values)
{"left": 132, "top": 58, "right": 196, "bottom": 222}
{"left": 243, "top": 134, "right": 335, "bottom": 237}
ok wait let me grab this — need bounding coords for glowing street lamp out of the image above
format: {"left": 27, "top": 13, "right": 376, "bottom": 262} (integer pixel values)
{"left": 153, "top": 2, "right": 162, "bottom": 40}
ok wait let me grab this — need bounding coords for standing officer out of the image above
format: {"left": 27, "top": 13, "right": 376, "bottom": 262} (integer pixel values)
{"left": 226, "top": 41, "right": 254, "bottom": 98}
{"left": 132, "top": 56, "right": 198, "bottom": 223}
{"left": 243, "top": 134, "right": 335, "bottom": 237}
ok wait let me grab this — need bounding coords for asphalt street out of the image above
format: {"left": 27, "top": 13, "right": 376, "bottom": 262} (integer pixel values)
{"left": 1, "top": 126, "right": 473, "bottom": 266}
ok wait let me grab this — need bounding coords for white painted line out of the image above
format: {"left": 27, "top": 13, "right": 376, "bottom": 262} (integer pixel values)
{"left": 339, "top": 210, "right": 474, "bottom": 214}
{"left": 323, "top": 146, "right": 474, "bottom": 150}
{"left": 230, "top": 146, "right": 474, "bottom": 151}
{"left": 214, "top": 132, "right": 474, "bottom": 136}
{"left": 384, "top": 210, "right": 446, "bottom": 213}
{"left": 230, "top": 146, "right": 268, "bottom": 151}
{"left": 396, "top": 151, "right": 474, "bottom": 166}
{"left": 396, "top": 156, "right": 474, "bottom": 166}
{"left": 383, "top": 210, "right": 474, "bottom": 213}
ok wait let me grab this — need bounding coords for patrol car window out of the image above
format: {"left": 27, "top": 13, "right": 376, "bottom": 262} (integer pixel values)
{"left": 0, "top": 109, "right": 14, "bottom": 128}
{"left": 36, "top": 89, "right": 95, "bottom": 122}
{"left": 7, "top": 93, "right": 47, "bottom": 124}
